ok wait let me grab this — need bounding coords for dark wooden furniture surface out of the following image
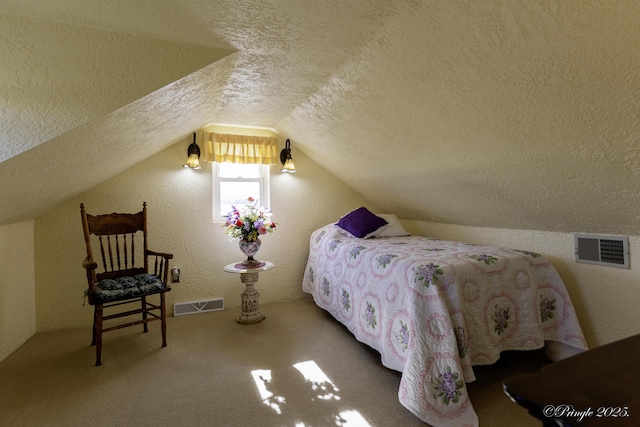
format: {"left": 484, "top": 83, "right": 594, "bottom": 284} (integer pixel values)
{"left": 503, "top": 334, "right": 640, "bottom": 426}
{"left": 81, "top": 202, "right": 173, "bottom": 366}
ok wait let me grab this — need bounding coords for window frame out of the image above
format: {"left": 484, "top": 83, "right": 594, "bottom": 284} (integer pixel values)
{"left": 212, "top": 162, "right": 271, "bottom": 222}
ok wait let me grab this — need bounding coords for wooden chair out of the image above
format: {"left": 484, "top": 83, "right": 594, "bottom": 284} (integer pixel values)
{"left": 80, "top": 202, "right": 173, "bottom": 366}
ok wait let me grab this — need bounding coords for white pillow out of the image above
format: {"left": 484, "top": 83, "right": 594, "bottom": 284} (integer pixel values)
{"left": 373, "top": 214, "right": 410, "bottom": 237}
{"left": 336, "top": 224, "right": 384, "bottom": 239}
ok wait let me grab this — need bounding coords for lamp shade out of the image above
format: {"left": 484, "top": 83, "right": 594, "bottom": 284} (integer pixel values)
{"left": 281, "top": 157, "right": 296, "bottom": 173}
{"left": 280, "top": 139, "right": 296, "bottom": 173}
{"left": 183, "top": 133, "right": 202, "bottom": 169}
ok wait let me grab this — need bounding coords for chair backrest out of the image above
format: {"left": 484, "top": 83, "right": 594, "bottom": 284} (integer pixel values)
{"left": 81, "top": 203, "right": 149, "bottom": 281}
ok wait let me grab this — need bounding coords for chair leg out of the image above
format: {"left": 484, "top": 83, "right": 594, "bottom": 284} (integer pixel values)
{"left": 161, "top": 292, "right": 167, "bottom": 348}
{"left": 141, "top": 296, "right": 149, "bottom": 333}
{"left": 91, "top": 306, "right": 97, "bottom": 346}
{"left": 95, "top": 304, "right": 103, "bottom": 367}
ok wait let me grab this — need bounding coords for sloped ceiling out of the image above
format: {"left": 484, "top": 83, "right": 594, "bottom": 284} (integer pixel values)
{"left": 1, "top": 0, "right": 640, "bottom": 235}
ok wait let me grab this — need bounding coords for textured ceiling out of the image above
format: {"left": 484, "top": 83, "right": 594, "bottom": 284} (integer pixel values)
{"left": 1, "top": 0, "right": 640, "bottom": 234}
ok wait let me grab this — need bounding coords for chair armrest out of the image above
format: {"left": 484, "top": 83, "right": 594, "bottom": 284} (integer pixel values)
{"left": 82, "top": 256, "right": 98, "bottom": 290}
{"left": 147, "top": 250, "right": 173, "bottom": 283}
{"left": 147, "top": 250, "right": 174, "bottom": 260}
{"left": 82, "top": 256, "right": 97, "bottom": 271}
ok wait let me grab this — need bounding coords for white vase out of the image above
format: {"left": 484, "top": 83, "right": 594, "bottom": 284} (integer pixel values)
{"left": 239, "top": 238, "right": 261, "bottom": 266}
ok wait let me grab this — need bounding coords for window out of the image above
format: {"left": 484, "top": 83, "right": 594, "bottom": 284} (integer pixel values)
{"left": 213, "top": 162, "right": 271, "bottom": 221}
{"left": 204, "top": 130, "right": 277, "bottom": 222}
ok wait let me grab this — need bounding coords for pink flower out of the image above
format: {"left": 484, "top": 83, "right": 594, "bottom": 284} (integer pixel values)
{"left": 258, "top": 226, "right": 267, "bottom": 235}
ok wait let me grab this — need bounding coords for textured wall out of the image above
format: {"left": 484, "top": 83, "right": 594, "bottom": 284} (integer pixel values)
{"left": 403, "top": 219, "right": 640, "bottom": 347}
{"left": 4, "top": 1, "right": 640, "bottom": 236}
{"left": 279, "top": 0, "right": 640, "bottom": 235}
{"left": 0, "top": 13, "right": 231, "bottom": 163}
{"left": 33, "top": 130, "right": 376, "bottom": 331}
{"left": 3, "top": 0, "right": 640, "bottom": 353}
{"left": 0, "top": 221, "right": 35, "bottom": 362}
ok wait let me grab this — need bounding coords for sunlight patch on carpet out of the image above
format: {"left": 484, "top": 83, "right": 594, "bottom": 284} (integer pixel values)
{"left": 251, "top": 360, "right": 372, "bottom": 426}
{"left": 251, "top": 369, "right": 285, "bottom": 414}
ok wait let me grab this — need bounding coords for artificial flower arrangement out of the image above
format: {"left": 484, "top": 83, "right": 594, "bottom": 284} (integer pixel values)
{"left": 223, "top": 197, "right": 277, "bottom": 242}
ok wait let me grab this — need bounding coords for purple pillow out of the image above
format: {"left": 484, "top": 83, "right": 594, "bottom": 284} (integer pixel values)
{"left": 337, "top": 207, "right": 388, "bottom": 238}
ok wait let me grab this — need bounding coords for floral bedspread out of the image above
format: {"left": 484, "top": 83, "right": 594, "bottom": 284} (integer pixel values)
{"left": 302, "top": 224, "right": 588, "bottom": 427}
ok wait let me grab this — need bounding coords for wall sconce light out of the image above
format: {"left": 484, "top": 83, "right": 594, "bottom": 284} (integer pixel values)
{"left": 280, "top": 139, "right": 296, "bottom": 173}
{"left": 183, "top": 132, "right": 202, "bottom": 169}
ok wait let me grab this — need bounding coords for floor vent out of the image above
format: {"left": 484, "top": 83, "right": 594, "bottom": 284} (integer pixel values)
{"left": 174, "top": 298, "right": 225, "bottom": 316}
{"left": 574, "top": 234, "right": 629, "bottom": 269}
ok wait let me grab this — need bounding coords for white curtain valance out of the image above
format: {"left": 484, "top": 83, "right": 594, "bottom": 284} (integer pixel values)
{"left": 203, "top": 132, "right": 277, "bottom": 165}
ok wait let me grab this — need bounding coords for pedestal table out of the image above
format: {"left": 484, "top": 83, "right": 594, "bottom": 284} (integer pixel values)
{"left": 223, "top": 261, "right": 274, "bottom": 324}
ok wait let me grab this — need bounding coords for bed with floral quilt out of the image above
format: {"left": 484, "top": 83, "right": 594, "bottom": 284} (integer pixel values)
{"left": 302, "top": 211, "right": 588, "bottom": 427}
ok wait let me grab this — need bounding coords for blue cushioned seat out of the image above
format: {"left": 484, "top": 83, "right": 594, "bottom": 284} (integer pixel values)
{"left": 94, "top": 273, "right": 165, "bottom": 302}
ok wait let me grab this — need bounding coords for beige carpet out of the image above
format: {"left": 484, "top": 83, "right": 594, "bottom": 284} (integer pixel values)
{"left": 0, "top": 297, "right": 544, "bottom": 426}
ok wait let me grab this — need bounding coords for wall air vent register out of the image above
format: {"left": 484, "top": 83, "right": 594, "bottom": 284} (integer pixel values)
{"left": 174, "top": 298, "right": 225, "bottom": 316}
{"left": 574, "top": 234, "right": 629, "bottom": 269}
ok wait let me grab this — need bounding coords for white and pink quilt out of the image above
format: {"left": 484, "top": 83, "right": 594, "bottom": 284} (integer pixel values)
{"left": 302, "top": 224, "right": 588, "bottom": 426}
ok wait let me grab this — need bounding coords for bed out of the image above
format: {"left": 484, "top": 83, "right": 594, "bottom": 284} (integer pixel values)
{"left": 302, "top": 208, "right": 588, "bottom": 427}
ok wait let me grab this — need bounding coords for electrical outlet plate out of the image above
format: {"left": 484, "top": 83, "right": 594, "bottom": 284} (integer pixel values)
{"left": 171, "top": 266, "right": 180, "bottom": 282}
